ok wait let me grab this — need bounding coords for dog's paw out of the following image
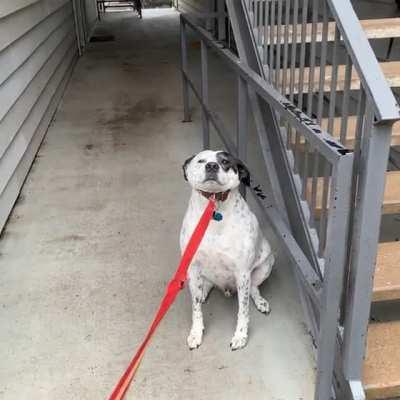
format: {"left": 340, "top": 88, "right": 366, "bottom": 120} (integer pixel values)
{"left": 187, "top": 330, "right": 203, "bottom": 350}
{"left": 254, "top": 298, "right": 271, "bottom": 315}
{"left": 230, "top": 333, "right": 248, "bottom": 351}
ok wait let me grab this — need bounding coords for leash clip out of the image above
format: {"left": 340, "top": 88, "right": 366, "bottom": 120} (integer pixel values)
{"left": 209, "top": 193, "right": 223, "bottom": 221}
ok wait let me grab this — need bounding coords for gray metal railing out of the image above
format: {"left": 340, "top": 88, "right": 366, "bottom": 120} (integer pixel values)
{"left": 180, "top": 11, "right": 355, "bottom": 400}
{"left": 242, "top": 0, "right": 400, "bottom": 398}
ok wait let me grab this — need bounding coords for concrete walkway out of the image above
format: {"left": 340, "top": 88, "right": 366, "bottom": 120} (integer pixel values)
{"left": 0, "top": 8, "right": 315, "bottom": 400}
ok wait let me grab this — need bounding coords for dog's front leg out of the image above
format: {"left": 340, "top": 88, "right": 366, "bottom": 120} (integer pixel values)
{"left": 187, "top": 264, "right": 204, "bottom": 350}
{"left": 230, "top": 271, "right": 251, "bottom": 350}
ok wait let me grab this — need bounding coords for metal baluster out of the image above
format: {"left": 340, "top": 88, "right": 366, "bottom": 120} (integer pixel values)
{"left": 252, "top": 0, "right": 257, "bottom": 29}
{"left": 228, "top": 16, "right": 232, "bottom": 49}
{"left": 340, "top": 55, "right": 353, "bottom": 144}
{"left": 255, "top": 0, "right": 259, "bottom": 43}
{"left": 309, "top": 148, "right": 319, "bottom": 225}
{"left": 309, "top": 2, "right": 329, "bottom": 225}
{"left": 297, "top": 0, "right": 308, "bottom": 111}
{"left": 269, "top": 0, "right": 276, "bottom": 83}
{"left": 289, "top": 0, "right": 298, "bottom": 103}
{"left": 302, "top": 140, "right": 310, "bottom": 199}
{"left": 258, "top": 0, "right": 264, "bottom": 46}
{"left": 264, "top": 0, "right": 270, "bottom": 64}
{"left": 294, "top": 133, "right": 303, "bottom": 173}
{"left": 306, "top": 0, "right": 318, "bottom": 116}
{"left": 294, "top": 0, "right": 308, "bottom": 171}
{"left": 287, "top": 0, "right": 298, "bottom": 148}
{"left": 301, "top": 0, "right": 318, "bottom": 198}
{"left": 316, "top": 1, "right": 329, "bottom": 124}
{"left": 282, "top": 0, "right": 290, "bottom": 95}
{"left": 318, "top": 162, "right": 331, "bottom": 255}
{"left": 327, "top": 27, "right": 340, "bottom": 135}
{"left": 275, "top": 0, "right": 283, "bottom": 90}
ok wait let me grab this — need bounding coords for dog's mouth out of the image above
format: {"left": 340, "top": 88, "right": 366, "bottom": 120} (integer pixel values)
{"left": 203, "top": 177, "right": 220, "bottom": 183}
{"left": 203, "top": 172, "right": 221, "bottom": 184}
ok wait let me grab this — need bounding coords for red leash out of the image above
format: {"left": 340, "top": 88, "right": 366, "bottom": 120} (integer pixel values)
{"left": 108, "top": 198, "right": 216, "bottom": 400}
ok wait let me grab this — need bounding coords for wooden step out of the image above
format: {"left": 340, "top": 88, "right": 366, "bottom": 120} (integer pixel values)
{"left": 309, "top": 171, "right": 400, "bottom": 216}
{"left": 373, "top": 241, "right": 400, "bottom": 302}
{"left": 263, "top": 18, "right": 400, "bottom": 45}
{"left": 320, "top": 117, "right": 400, "bottom": 148}
{"left": 363, "top": 321, "right": 400, "bottom": 399}
{"left": 279, "top": 61, "right": 400, "bottom": 94}
{"left": 382, "top": 171, "right": 400, "bottom": 215}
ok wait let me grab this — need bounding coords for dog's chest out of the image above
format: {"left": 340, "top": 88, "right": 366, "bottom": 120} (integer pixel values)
{"left": 192, "top": 221, "right": 257, "bottom": 289}
{"left": 181, "top": 195, "right": 259, "bottom": 285}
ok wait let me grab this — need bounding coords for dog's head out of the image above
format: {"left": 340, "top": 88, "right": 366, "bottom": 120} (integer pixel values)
{"left": 182, "top": 150, "right": 250, "bottom": 192}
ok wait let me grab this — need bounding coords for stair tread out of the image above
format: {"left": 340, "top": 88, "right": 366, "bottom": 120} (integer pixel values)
{"left": 373, "top": 241, "right": 400, "bottom": 302}
{"left": 383, "top": 171, "right": 400, "bottom": 214}
{"left": 263, "top": 18, "right": 400, "bottom": 45}
{"left": 278, "top": 61, "right": 400, "bottom": 94}
{"left": 320, "top": 117, "right": 400, "bottom": 147}
{"left": 310, "top": 171, "right": 400, "bottom": 215}
{"left": 363, "top": 321, "right": 400, "bottom": 399}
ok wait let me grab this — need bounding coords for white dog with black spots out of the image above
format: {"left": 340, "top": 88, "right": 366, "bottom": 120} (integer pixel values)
{"left": 180, "top": 150, "right": 275, "bottom": 351}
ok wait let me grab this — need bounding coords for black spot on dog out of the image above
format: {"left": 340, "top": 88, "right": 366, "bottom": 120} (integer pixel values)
{"left": 182, "top": 155, "right": 195, "bottom": 181}
{"left": 216, "top": 152, "right": 251, "bottom": 186}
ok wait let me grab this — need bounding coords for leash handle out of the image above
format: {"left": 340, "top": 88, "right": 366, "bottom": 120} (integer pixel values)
{"left": 108, "top": 198, "right": 216, "bottom": 400}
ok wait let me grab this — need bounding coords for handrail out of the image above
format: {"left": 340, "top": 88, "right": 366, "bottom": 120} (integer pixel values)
{"left": 327, "top": 0, "right": 400, "bottom": 123}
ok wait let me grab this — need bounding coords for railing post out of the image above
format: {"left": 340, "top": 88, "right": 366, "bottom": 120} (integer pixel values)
{"left": 201, "top": 40, "right": 210, "bottom": 149}
{"left": 180, "top": 16, "right": 191, "bottom": 123}
{"left": 343, "top": 108, "right": 394, "bottom": 380}
{"left": 314, "top": 152, "right": 353, "bottom": 400}
{"left": 237, "top": 75, "right": 248, "bottom": 197}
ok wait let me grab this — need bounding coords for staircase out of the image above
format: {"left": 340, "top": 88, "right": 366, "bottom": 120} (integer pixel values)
{"left": 242, "top": 1, "right": 400, "bottom": 399}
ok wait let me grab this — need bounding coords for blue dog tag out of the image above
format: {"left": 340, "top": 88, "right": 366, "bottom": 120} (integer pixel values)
{"left": 213, "top": 211, "right": 223, "bottom": 221}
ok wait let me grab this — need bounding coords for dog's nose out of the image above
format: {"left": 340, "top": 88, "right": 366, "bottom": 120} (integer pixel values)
{"left": 205, "top": 162, "right": 219, "bottom": 173}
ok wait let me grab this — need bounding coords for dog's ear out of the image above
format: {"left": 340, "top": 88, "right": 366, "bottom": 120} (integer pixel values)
{"left": 237, "top": 161, "right": 251, "bottom": 186}
{"left": 182, "top": 155, "right": 195, "bottom": 181}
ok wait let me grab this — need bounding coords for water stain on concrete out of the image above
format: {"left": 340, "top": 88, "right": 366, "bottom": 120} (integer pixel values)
{"left": 96, "top": 97, "right": 171, "bottom": 150}
{"left": 105, "top": 97, "right": 170, "bottom": 126}
{"left": 47, "top": 234, "right": 86, "bottom": 243}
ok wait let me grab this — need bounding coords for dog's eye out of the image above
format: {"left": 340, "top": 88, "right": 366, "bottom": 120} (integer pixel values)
{"left": 197, "top": 159, "right": 206, "bottom": 164}
{"left": 221, "top": 159, "right": 229, "bottom": 165}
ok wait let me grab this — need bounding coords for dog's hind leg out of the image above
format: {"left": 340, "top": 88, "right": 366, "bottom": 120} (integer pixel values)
{"left": 250, "top": 285, "right": 271, "bottom": 315}
{"left": 187, "top": 264, "right": 205, "bottom": 350}
{"left": 250, "top": 252, "right": 274, "bottom": 314}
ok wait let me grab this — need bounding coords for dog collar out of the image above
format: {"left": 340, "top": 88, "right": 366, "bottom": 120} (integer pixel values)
{"left": 198, "top": 190, "right": 230, "bottom": 202}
